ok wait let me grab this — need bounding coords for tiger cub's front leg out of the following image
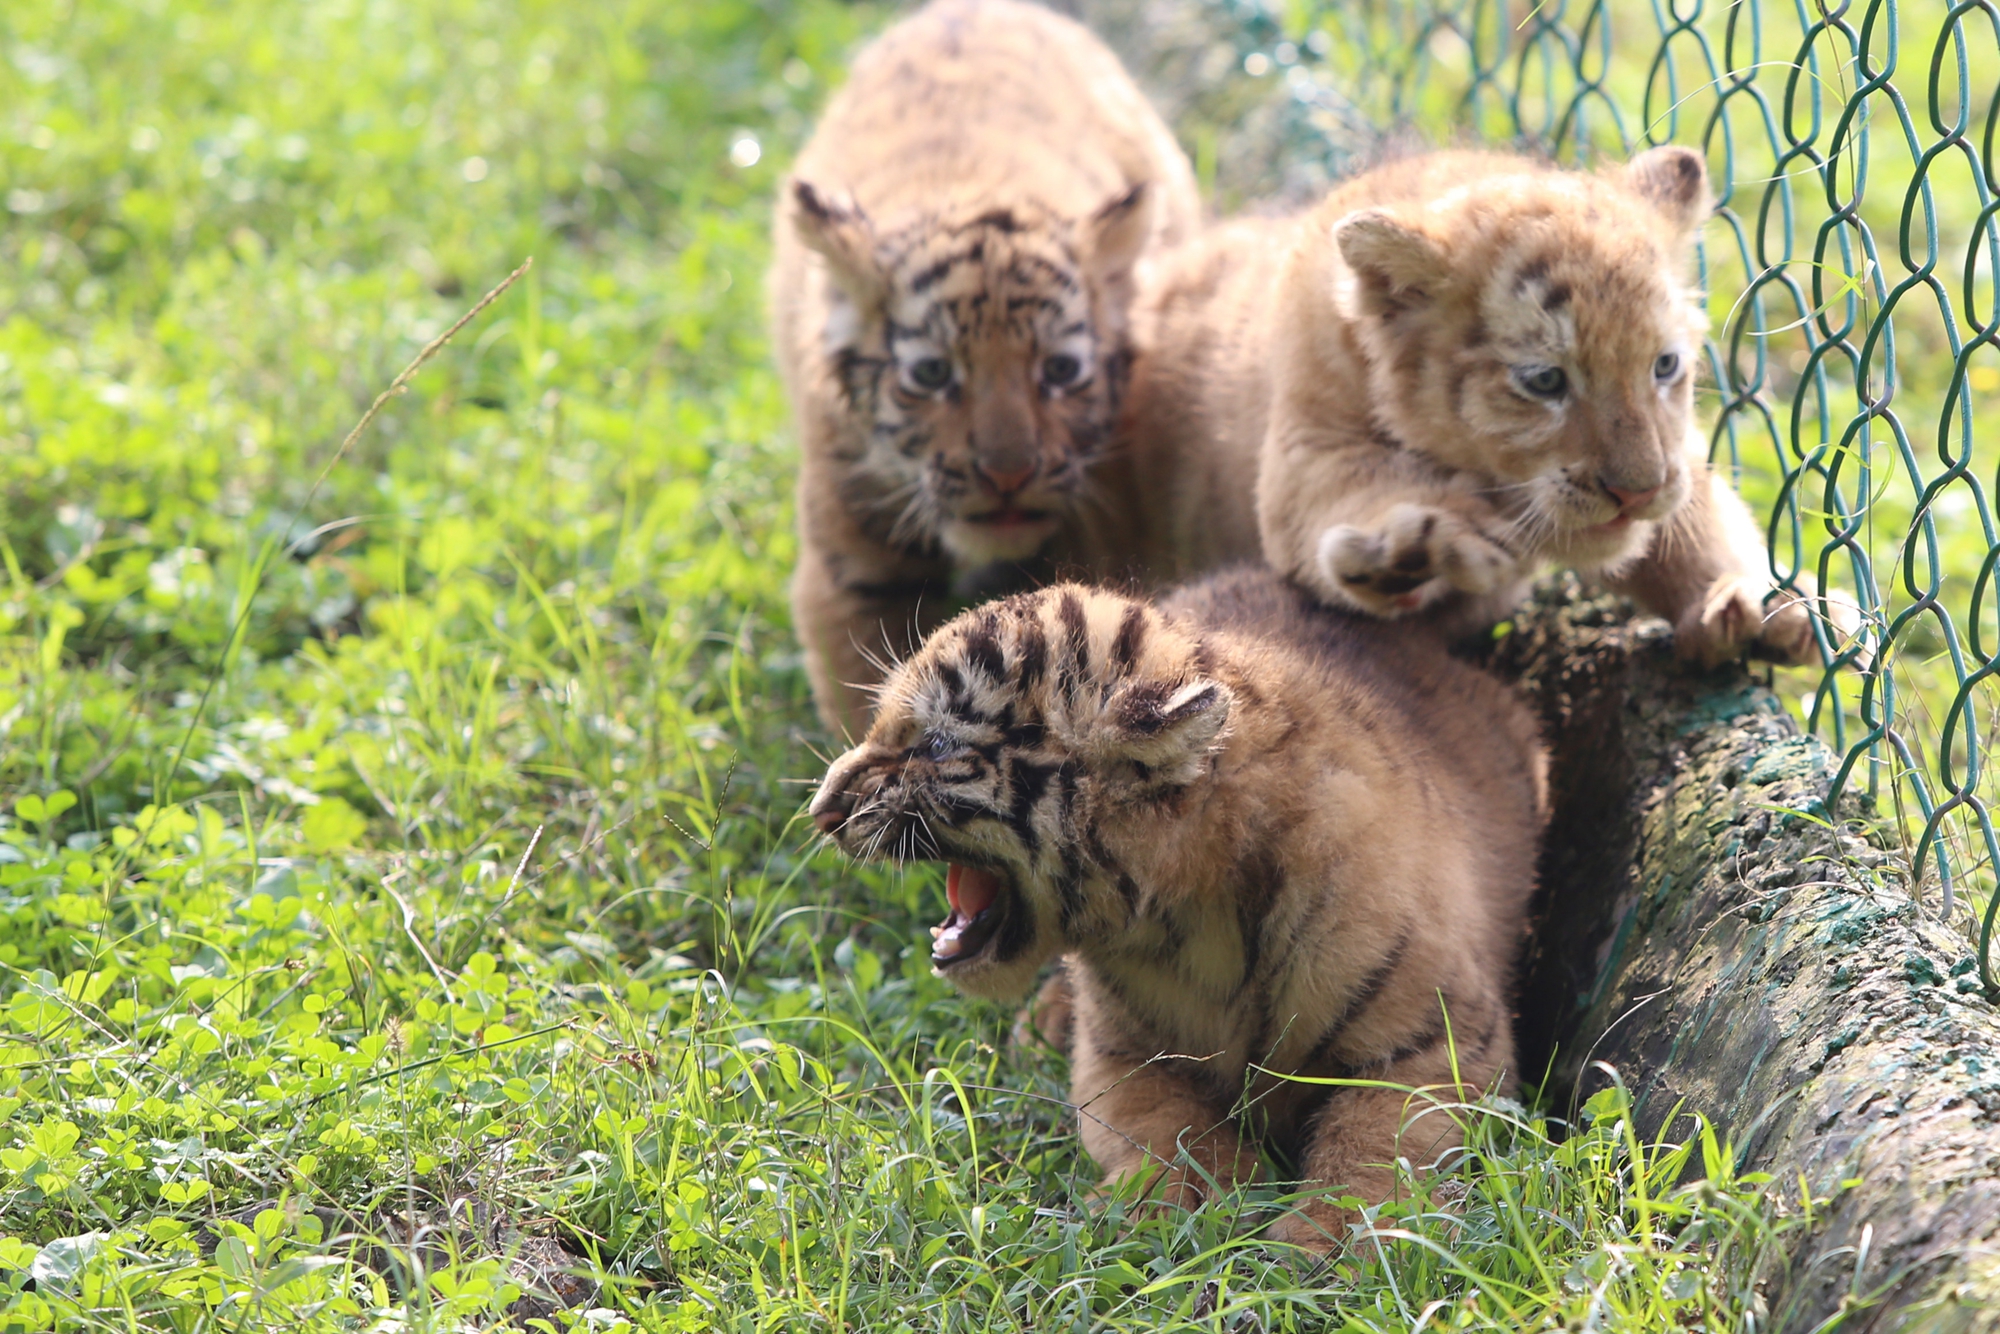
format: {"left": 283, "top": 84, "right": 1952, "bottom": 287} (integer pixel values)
{"left": 790, "top": 539, "right": 941, "bottom": 741}
{"left": 1269, "top": 1023, "right": 1509, "bottom": 1252}
{"left": 1010, "top": 960, "right": 1077, "bottom": 1053}
{"left": 1069, "top": 991, "right": 1259, "bottom": 1213}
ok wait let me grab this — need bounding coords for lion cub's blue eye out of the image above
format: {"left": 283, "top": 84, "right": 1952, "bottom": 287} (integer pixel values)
{"left": 1653, "top": 351, "right": 1681, "bottom": 381}
{"left": 1516, "top": 365, "right": 1568, "bottom": 399}
{"left": 908, "top": 357, "right": 953, "bottom": 391}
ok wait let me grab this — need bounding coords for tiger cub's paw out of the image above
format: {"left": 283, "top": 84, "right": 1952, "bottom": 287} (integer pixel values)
{"left": 1010, "top": 965, "right": 1075, "bottom": 1053}
{"left": 1264, "top": 1203, "right": 1356, "bottom": 1256}
{"left": 1315, "top": 503, "right": 1519, "bottom": 618}
{"left": 1677, "top": 574, "right": 1868, "bottom": 669}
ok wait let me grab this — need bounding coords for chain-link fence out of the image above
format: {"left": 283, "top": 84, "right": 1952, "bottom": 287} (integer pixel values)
{"left": 1094, "top": 0, "right": 2000, "bottom": 990}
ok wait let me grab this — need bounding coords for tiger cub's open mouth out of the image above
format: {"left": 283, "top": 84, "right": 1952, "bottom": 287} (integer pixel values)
{"left": 930, "top": 863, "right": 1006, "bottom": 967}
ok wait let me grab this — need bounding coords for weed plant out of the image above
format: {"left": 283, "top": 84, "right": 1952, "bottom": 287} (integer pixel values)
{"left": 0, "top": 0, "right": 1825, "bottom": 1328}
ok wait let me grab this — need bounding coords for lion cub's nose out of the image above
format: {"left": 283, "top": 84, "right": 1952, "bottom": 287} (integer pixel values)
{"left": 1600, "top": 477, "right": 1662, "bottom": 513}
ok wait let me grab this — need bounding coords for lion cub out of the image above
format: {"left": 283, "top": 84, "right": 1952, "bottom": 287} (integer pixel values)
{"left": 810, "top": 566, "right": 1546, "bottom": 1248}
{"left": 1133, "top": 147, "right": 1854, "bottom": 665}
{"left": 774, "top": 0, "right": 1219, "bottom": 737}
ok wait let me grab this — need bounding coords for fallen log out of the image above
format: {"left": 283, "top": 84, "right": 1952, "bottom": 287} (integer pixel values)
{"left": 1500, "top": 578, "right": 2000, "bottom": 1333}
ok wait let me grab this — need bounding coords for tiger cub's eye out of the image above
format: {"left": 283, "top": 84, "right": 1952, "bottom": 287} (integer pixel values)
{"left": 927, "top": 733, "right": 956, "bottom": 760}
{"left": 1653, "top": 351, "right": 1681, "bottom": 381}
{"left": 909, "top": 357, "right": 954, "bottom": 391}
{"left": 1041, "top": 353, "right": 1083, "bottom": 387}
{"left": 1516, "top": 365, "right": 1568, "bottom": 399}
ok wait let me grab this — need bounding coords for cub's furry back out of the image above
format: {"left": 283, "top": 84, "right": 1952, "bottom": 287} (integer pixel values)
{"left": 810, "top": 566, "right": 1547, "bottom": 1249}
{"left": 775, "top": 0, "right": 1239, "bottom": 738}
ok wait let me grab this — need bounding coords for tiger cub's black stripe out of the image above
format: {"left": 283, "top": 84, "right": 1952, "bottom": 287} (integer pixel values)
{"left": 1110, "top": 604, "right": 1148, "bottom": 672}
{"left": 1305, "top": 931, "right": 1412, "bottom": 1068}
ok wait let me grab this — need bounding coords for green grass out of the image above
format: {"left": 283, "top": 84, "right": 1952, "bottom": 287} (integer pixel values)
{"left": 0, "top": 1, "right": 1833, "bottom": 1328}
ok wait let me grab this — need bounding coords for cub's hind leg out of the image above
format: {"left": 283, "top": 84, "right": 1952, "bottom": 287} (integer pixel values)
{"left": 1270, "top": 1017, "right": 1513, "bottom": 1253}
{"left": 1069, "top": 983, "right": 1259, "bottom": 1214}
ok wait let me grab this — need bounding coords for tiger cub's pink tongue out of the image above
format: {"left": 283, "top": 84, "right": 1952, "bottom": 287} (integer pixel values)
{"left": 947, "top": 864, "right": 1000, "bottom": 918}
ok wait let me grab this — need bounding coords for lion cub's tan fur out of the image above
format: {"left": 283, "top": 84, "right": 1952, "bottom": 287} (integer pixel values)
{"left": 810, "top": 567, "right": 1546, "bottom": 1248}
{"left": 775, "top": 0, "right": 1229, "bottom": 737}
{"left": 1131, "top": 147, "right": 1853, "bottom": 665}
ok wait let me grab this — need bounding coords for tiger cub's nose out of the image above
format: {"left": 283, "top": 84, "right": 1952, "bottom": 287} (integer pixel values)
{"left": 809, "top": 788, "right": 854, "bottom": 834}
{"left": 976, "top": 459, "right": 1038, "bottom": 496}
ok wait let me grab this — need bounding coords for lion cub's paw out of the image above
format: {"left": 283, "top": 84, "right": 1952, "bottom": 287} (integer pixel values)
{"left": 1315, "top": 503, "right": 1519, "bottom": 617}
{"left": 1677, "top": 575, "right": 1868, "bottom": 669}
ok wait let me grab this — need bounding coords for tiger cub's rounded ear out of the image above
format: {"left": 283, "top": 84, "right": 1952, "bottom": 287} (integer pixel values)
{"left": 1092, "top": 676, "right": 1232, "bottom": 784}
{"left": 1624, "top": 145, "right": 1711, "bottom": 235}
{"left": 1334, "top": 209, "right": 1446, "bottom": 312}
{"left": 789, "top": 178, "right": 885, "bottom": 300}
{"left": 1081, "top": 183, "right": 1154, "bottom": 284}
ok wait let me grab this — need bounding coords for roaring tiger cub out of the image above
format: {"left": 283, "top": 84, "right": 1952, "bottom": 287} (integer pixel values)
{"left": 1131, "top": 146, "right": 1856, "bottom": 666}
{"left": 809, "top": 567, "right": 1546, "bottom": 1248}
{"left": 774, "top": 0, "right": 1212, "bottom": 737}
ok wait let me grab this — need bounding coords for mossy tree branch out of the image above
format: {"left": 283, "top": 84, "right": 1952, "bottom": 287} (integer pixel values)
{"left": 1500, "top": 579, "right": 2000, "bottom": 1333}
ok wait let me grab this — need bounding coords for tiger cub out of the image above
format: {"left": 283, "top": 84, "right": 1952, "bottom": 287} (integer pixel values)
{"left": 809, "top": 567, "right": 1546, "bottom": 1248}
{"left": 774, "top": 0, "right": 1220, "bottom": 737}
{"left": 1132, "top": 146, "right": 1856, "bottom": 666}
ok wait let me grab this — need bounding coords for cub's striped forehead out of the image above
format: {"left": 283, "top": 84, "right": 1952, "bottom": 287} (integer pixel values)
{"left": 878, "top": 209, "right": 1093, "bottom": 340}
{"left": 874, "top": 585, "right": 1190, "bottom": 736}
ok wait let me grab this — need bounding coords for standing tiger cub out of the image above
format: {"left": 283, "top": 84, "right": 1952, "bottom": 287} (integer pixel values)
{"left": 774, "top": 0, "right": 1208, "bottom": 737}
{"left": 809, "top": 567, "right": 1547, "bottom": 1248}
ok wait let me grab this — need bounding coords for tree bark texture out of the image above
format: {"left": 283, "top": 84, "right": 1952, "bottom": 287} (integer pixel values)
{"left": 1498, "top": 578, "right": 2000, "bottom": 1333}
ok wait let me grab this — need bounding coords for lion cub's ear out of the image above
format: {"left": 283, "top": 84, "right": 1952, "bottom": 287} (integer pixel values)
{"left": 1624, "top": 145, "right": 1711, "bottom": 235}
{"left": 790, "top": 178, "right": 885, "bottom": 301}
{"left": 1089, "top": 677, "right": 1232, "bottom": 785}
{"left": 1334, "top": 209, "right": 1447, "bottom": 315}
{"left": 1082, "top": 183, "right": 1154, "bottom": 285}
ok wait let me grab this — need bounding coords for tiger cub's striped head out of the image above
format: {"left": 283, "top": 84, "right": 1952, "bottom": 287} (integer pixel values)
{"left": 789, "top": 181, "right": 1156, "bottom": 566}
{"left": 1333, "top": 146, "right": 1712, "bottom": 572}
{"left": 809, "top": 585, "right": 1231, "bottom": 998}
